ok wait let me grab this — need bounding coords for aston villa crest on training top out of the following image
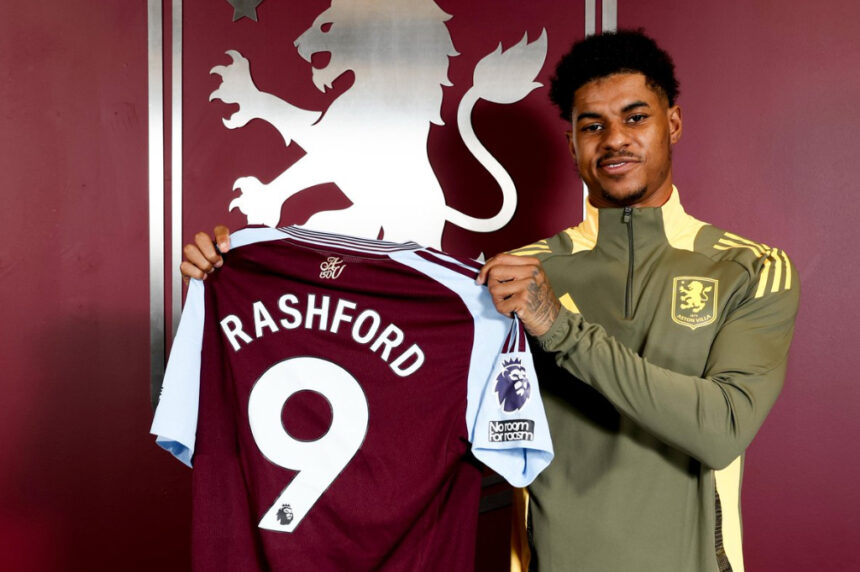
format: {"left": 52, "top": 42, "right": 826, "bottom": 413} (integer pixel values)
{"left": 671, "top": 276, "right": 719, "bottom": 330}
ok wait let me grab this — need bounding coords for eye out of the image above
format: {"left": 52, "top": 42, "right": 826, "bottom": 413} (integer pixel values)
{"left": 580, "top": 123, "right": 603, "bottom": 133}
{"left": 321, "top": 22, "right": 333, "bottom": 32}
{"left": 627, "top": 113, "right": 648, "bottom": 123}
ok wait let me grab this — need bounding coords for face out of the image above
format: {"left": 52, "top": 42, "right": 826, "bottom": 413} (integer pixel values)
{"left": 567, "top": 73, "right": 682, "bottom": 209}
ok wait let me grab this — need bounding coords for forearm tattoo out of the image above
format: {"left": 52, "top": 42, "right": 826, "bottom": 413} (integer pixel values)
{"left": 525, "top": 272, "right": 560, "bottom": 335}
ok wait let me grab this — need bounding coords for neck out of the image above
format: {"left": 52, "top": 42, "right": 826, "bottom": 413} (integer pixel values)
{"left": 587, "top": 179, "right": 674, "bottom": 209}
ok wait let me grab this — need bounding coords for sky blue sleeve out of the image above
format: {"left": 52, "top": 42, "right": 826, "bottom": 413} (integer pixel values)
{"left": 149, "top": 279, "right": 206, "bottom": 467}
{"left": 468, "top": 314, "right": 554, "bottom": 487}
{"left": 375, "top": 248, "right": 553, "bottom": 486}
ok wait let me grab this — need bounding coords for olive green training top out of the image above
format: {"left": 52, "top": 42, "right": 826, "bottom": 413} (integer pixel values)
{"left": 511, "top": 188, "right": 799, "bottom": 572}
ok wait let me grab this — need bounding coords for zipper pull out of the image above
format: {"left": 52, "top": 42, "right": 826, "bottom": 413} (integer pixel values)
{"left": 622, "top": 206, "right": 633, "bottom": 223}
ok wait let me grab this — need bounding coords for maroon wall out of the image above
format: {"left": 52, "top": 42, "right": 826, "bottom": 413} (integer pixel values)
{"left": 1, "top": 1, "right": 857, "bottom": 570}
{"left": 0, "top": 1, "right": 190, "bottom": 569}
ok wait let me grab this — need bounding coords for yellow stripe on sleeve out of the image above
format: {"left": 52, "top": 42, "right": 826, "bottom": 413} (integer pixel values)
{"left": 723, "top": 232, "right": 764, "bottom": 249}
{"left": 714, "top": 238, "right": 766, "bottom": 257}
{"left": 781, "top": 250, "right": 792, "bottom": 290}
{"left": 715, "top": 233, "right": 792, "bottom": 296}
{"left": 755, "top": 256, "right": 771, "bottom": 299}
{"left": 769, "top": 249, "right": 783, "bottom": 294}
{"left": 509, "top": 241, "right": 550, "bottom": 257}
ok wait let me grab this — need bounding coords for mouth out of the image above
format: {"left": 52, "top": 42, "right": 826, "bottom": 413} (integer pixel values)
{"left": 598, "top": 156, "right": 640, "bottom": 175}
{"left": 310, "top": 51, "right": 331, "bottom": 70}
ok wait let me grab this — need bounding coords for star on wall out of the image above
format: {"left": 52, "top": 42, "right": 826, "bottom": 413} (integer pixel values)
{"left": 226, "top": 0, "right": 264, "bottom": 22}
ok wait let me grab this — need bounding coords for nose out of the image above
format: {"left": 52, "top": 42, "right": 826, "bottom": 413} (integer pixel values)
{"left": 601, "top": 121, "right": 631, "bottom": 150}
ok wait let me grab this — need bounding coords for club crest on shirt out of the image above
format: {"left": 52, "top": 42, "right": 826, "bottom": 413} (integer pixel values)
{"left": 320, "top": 256, "right": 346, "bottom": 279}
{"left": 672, "top": 276, "right": 718, "bottom": 330}
{"left": 494, "top": 358, "right": 531, "bottom": 412}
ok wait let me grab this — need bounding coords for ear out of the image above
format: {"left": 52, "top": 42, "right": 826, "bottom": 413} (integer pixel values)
{"left": 668, "top": 105, "right": 682, "bottom": 144}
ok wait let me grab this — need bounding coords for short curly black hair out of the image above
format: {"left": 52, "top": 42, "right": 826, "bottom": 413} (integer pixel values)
{"left": 549, "top": 29, "right": 680, "bottom": 120}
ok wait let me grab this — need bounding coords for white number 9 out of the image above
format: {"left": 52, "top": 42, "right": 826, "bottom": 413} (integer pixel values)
{"left": 248, "top": 357, "right": 369, "bottom": 532}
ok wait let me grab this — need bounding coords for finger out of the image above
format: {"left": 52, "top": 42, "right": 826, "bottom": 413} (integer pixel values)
{"left": 476, "top": 257, "right": 496, "bottom": 285}
{"left": 193, "top": 232, "right": 223, "bottom": 267}
{"left": 496, "top": 253, "right": 539, "bottom": 266}
{"left": 213, "top": 225, "right": 231, "bottom": 253}
{"left": 487, "top": 277, "right": 534, "bottom": 301}
{"left": 489, "top": 287, "right": 538, "bottom": 320}
{"left": 183, "top": 242, "right": 217, "bottom": 275}
{"left": 180, "top": 260, "right": 208, "bottom": 281}
{"left": 477, "top": 254, "right": 540, "bottom": 284}
{"left": 489, "top": 282, "right": 560, "bottom": 337}
{"left": 490, "top": 293, "right": 531, "bottom": 319}
{"left": 486, "top": 264, "right": 541, "bottom": 286}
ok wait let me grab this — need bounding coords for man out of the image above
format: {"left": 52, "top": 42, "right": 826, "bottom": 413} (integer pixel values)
{"left": 181, "top": 29, "right": 798, "bottom": 572}
{"left": 476, "top": 30, "right": 799, "bottom": 571}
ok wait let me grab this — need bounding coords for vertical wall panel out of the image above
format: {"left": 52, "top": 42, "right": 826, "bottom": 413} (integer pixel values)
{"left": 0, "top": 1, "right": 189, "bottom": 569}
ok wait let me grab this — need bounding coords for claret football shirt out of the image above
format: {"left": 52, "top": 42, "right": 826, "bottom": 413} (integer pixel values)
{"left": 151, "top": 226, "right": 552, "bottom": 571}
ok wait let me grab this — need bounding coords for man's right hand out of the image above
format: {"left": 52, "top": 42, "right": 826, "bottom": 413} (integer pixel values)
{"left": 180, "top": 225, "right": 231, "bottom": 282}
{"left": 476, "top": 253, "right": 561, "bottom": 337}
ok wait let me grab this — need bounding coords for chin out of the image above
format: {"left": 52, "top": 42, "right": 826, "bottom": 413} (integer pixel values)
{"left": 600, "top": 185, "right": 647, "bottom": 207}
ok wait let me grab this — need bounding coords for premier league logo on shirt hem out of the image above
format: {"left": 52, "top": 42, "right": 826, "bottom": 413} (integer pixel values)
{"left": 276, "top": 504, "right": 294, "bottom": 525}
{"left": 494, "top": 357, "right": 531, "bottom": 412}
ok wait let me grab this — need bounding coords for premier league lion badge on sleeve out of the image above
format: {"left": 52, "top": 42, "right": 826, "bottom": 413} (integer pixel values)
{"left": 495, "top": 357, "right": 531, "bottom": 413}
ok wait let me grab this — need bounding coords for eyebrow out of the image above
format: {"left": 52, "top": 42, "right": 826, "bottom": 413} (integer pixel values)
{"left": 622, "top": 101, "right": 650, "bottom": 113}
{"left": 576, "top": 100, "right": 651, "bottom": 122}
{"left": 575, "top": 111, "right": 602, "bottom": 122}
